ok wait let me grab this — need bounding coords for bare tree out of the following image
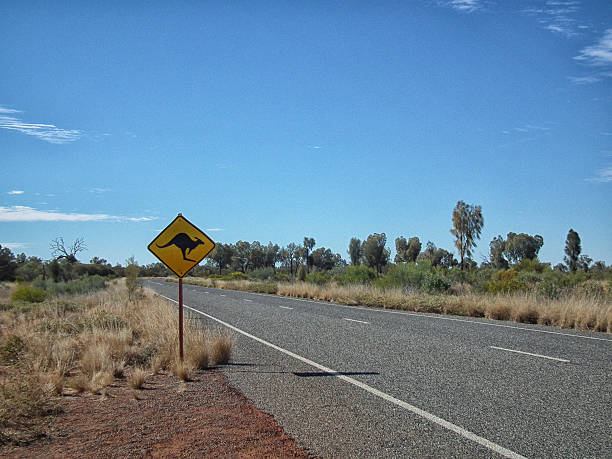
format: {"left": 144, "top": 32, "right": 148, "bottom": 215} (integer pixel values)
{"left": 50, "top": 237, "right": 86, "bottom": 263}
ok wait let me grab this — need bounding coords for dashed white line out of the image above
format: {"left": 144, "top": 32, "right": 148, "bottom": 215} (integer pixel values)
{"left": 243, "top": 299, "right": 253, "bottom": 302}
{"left": 219, "top": 294, "right": 226, "bottom": 297}
{"left": 279, "top": 306, "right": 293, "bottom": 310}
{"left": 490, "top": 346, "right": 570, "bottom": 363}
{"left": 156, "top": 293, "right": 525, "bottom": 459}
{"left": 343, "top": 318, "right": 369, "bottom": 324}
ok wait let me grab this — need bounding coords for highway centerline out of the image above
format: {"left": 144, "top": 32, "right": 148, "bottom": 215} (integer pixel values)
{"left": 343, "top": 318, "right": 369, "bottom": 324}
{"left": 156, "top": 292, "right": 525, "bottom": 459}
{"left": 279, "top": 306, "right": 293, "bottom": 310}
{"left": 243, "top": 299, "right": 253, "bottom": 302}
{"left": 490, "top": 346, "right": 570, "bottom": 363}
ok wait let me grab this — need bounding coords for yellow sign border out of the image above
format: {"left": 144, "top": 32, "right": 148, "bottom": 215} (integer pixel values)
{"left": 147, "top": 214, "right": 216, "bottom": 278}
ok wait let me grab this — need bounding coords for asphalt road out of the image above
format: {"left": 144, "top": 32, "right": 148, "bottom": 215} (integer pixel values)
{"left": 144, "top": 280, "right": 612, "bottom": 458}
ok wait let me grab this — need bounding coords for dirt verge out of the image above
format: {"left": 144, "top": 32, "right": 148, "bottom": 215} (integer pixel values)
{"left": 2, "top": 369, "right": 312, "bottom": 458}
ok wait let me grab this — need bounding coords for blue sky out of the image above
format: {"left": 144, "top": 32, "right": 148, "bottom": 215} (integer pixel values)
{"left": 1, "top": 0, "right": 611, "bottom": 267}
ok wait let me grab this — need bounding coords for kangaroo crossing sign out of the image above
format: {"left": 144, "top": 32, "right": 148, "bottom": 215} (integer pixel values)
{"left": 148, "top": 214, "right": 216, "bottom": 278}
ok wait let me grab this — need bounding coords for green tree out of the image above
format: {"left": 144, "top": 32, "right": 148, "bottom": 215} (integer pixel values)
{"left": 348, "top": 238, "right": 362, "bottom": 266}
{"left": 303, "top": 237, "right": 316, "bottom": 273}
{"left": 231, "top": 241, "right": 251, "bottom": 273}
{"left": 211, "top": 243, "right": 234, "bottom": 274}
{"left": 450, "top": 201, "right": 484, "bottom": 270}
{"left": 362, "top": 233, "right": 390, "bottom": 274}
{"left": 286, "top": 242, "right": 299, "bottom": 276}
{"left": 489, "top": 235, "right": 508, "bottom": 270}
{"left": 503, "top": 232, "right": 543, "bottom": 264}
{"left": 394, "top": 236, "right": 421, "bottom": 263}
{"left": 0, "top": 245, "right": 17, "bottom": 281}
{"left": 564, "top": 229, "right": 581, "bottom": 272}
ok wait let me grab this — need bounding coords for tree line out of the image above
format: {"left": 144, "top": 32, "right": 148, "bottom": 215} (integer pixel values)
{"left": 0, "top": 201, "right": 607, "bottom": 283}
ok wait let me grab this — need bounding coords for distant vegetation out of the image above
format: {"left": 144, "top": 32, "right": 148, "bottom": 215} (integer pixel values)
{"left": 0, "top": 201, "right": 610, "bottom": 334}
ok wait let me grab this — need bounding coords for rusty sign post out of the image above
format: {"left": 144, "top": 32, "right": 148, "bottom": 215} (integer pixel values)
{"left": 148, "top": 214, "right": 216, "bottom": 361}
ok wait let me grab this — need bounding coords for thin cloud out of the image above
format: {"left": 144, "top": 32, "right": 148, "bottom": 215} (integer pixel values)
{"left": 445, "top": 0, "right": 482, "bottom": 12}
{"left": 0, "top": 105, "right": 82, "bottom": 144}
{"left": 586, "top": 166, "right": 612, "bottom": 183}
{"left": 206, "top": 228, "right": 224, "bottom": 232}
{"left": 571, "top": 30, "right": 612, "bottom": 83}
{"left": 523, "top": 1, "right": 582, "bottom": 38}
{"left": 0, "top": 206, "right": 157, "bottom": 222}
{"left": 575, "top": 29, "right": 612, "bottom": 66}
{"left": 0, "top": 242, "right": 28, "bottom": 250}
{"left": 7, "top": 190, "right": 24, "bottom": 195}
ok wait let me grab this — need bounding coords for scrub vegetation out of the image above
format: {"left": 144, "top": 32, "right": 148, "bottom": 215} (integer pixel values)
{"left": 0, "top": 279, "right": 233, "bottom": 446}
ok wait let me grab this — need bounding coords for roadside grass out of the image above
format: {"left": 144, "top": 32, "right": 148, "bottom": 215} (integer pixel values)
{"left": 0, "top": 280, "right": 233, "bottom": 446}
{"left": 170, "top": 277, "right": 611, "bottom": 333}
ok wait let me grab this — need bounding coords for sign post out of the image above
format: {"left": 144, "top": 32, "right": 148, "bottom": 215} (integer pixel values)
{"left": 148, "top": 214, "right": 216, "bottom": 361}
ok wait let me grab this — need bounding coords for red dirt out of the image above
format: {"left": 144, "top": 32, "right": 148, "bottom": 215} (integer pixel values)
{"left": 2, "top": 370, "right": 312, "bottom": 458}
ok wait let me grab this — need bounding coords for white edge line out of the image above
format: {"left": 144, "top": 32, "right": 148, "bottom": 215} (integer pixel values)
{"left": 343, "top": 318, "right": 369, "bottom": 324}
{"left": 156, "top": 292, "right": 525, "bottom": 459}
{"left": 490, "top": 346, "right": 570, "bottom": 363}
{"left": 279, "top": 306, "right": 293, "bottom": 310}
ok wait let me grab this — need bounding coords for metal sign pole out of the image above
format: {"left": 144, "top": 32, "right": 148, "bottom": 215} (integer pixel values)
{"left": 178, "top": 277, "right": 184, "bottom": 361}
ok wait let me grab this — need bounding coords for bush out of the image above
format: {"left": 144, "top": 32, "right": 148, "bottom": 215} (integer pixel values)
{"left": 537, "top": 280, "right": 562, "bottom": 299}
{"left": 488, "top": 269, "right": 527, "bottom": 294}
{"left": 422, "top": 272, "right": 450, "bottom": 294}
{"left": 337, "top": 265, "right": 377, "bottom": 285}
{"left": 12, "top": 284, "right": 47, "bottom": 303}
{"left": 297, "top": 266, "right": 306, "bottom": 282}
{"left": 223, "top": 272, "right": 248, "bottom": 281}
{"left": 306, "top": 271, "right": 331, "bottom": 285}
{"left": 249, "top": 267, "right": 276, "bottom": 281}
{"left": 376, "top": 263, "right": 426, "bottom": 290}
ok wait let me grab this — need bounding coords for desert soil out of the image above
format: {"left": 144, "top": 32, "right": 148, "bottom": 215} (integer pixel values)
{"left": 2, "top": 369, "right": 312, "bottom": 458}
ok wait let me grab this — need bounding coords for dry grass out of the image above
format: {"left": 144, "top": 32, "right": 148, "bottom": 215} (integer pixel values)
{"left": 174, "top": 276, "right": 611, "bottom": 333}
{"left": 127, "top": 368, "right": 147, "bottom": 390}
{"left": 0, "top": 279, "right": 234, "bottom": 445}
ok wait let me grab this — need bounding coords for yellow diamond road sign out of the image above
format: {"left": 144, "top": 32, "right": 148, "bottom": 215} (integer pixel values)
{"left": 148, "top": 214, "right": 216, "bottom": 278}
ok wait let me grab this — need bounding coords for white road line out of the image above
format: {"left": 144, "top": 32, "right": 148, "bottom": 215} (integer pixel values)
{"left": 279, "top": 306, "right": 293, "bottom": 310}
{"left": 219, "top": 294, "right": 226, "bottom": 297}
{"left": 243, "top": 299, "right": 253, "bottom": 302}
{"left": 157, "top": 293, "right": 525, "bottom": 459}
{"left": 490, "top": 346, "right": 570, "bottom": 363}
{"left": 344, "top": 318, "right": 369, "bottom": 324}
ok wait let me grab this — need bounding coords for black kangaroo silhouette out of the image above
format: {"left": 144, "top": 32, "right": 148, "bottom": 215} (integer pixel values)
{"left": 156, "top": 233, "right": 204, "bottom": 262}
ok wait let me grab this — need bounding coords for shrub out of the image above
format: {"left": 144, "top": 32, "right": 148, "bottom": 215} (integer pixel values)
{"left": 337, "top": 265, "right": 377, "bottom": 285}
{"left": 297, "top": 266, "right": 306, "bottom": 282}
{"left": 249, "top": 267, "right": 276, "bottom": 281}
{"left": 228, "top": 272, "right": 248, "bottom": 280}
{"left": 376, "top": 263, "right": 426, "bottom": 290}
{"left": 128, "top": 368, "right": 147, "bottom": 390}
{"left": 0, "top": 335, "right": 26, "bottom": 364}
{"left": 12, "top": 284, "right": 47, "bottom": 303}
{"left": 306, "top": 271, "right": 331, "bottom": 285}
{"left": 537, "top": 280, "right": 562, "bottom": 300}
{"left": 422, "top": 272, "right": 450, "bottom": 294}
{"left": 488, "top": 269, "right": 527, "bottom": 294}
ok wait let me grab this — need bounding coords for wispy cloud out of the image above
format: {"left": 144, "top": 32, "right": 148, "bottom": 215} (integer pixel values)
{"left": 575, "top": 29, "right": 612, "bottom": 66}
{"left": 441, "top": 0, "right": 482, "bottom": 12}
{"left": 206, "top": 228, "right": 224, "bottom": 232}
{"left": 0, "top": 242, "right": 28, "bottom": 250}
{"left": 0, "top": 105, "right": 82, "bottom": 144}
{"left": 571, "top": 29, "right": 612, "bottom": 83}
{"left": 7, "top": 190, "right": 24, "bottom": 195}
{"left": 451, "top": 0, "right": 482, "bottom": 12}
{"left": 0, "top": 206, "right": 157, "bottom": 222}
{"left": 523, "top": 1, "right": 582, "bottom": 38}
{"left": 586, "top": 165, "right": 612, "bottom": 183}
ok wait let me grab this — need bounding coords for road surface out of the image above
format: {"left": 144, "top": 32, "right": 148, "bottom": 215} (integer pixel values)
{"left": 144, "top": 280, "right": 611, "bottom": 458}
